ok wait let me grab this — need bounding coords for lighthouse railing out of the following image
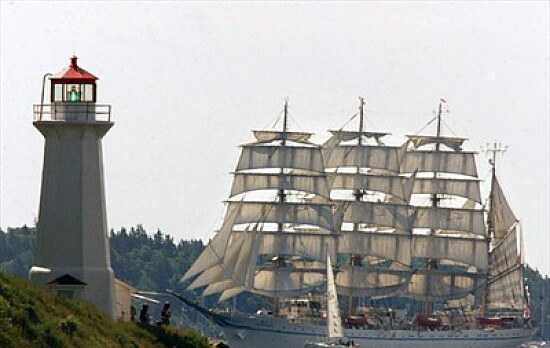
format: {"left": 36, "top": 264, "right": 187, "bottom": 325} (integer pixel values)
{"left": 33, "top": 104, "right": 111, "bottom": 122}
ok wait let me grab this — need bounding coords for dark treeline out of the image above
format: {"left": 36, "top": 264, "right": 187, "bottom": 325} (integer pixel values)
{"left": 1, "top": 225, "right": 549, "bottom": 340}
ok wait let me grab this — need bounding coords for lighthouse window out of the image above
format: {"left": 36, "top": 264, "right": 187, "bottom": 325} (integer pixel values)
{"left": 67, "top": 84, "right": 81, "bottom": 102}
{"left": 82, "top": 84, "right": 94, "bottom": 102}
{"left": 54, "top": 84, "right": 63, "bottom": 101}
{"left": 52, "top": 83, "right": 95, "bottom": 102}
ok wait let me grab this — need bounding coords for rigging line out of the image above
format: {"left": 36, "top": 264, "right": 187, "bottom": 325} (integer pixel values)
{"left": 440, "top": 119, "right": 459, "bottom": 137}
{"left": 264, "top": 108, "right": 285, "bottom": 130}
{"left": 341, "top": 112, "right": 359, "bottom": 130}
{"left": 288, "top": 112, "right": 305, "bottom": 132}
{"left": 364, "top": 112, "right": 383, "bottom": 131}
{"left": 413, "top": 116, "right": 438, "bottom": 135}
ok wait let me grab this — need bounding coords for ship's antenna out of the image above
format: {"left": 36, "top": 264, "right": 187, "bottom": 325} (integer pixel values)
{"left": 481, "top": 142, "right": 508, "bottom": 242}
{"left": 482, "top": 142, "right": 508, "bottom": 177}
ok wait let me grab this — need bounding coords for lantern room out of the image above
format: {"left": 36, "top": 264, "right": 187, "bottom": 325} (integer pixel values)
{"left": 50, "top": 55, "right": 97, "bottom": 103}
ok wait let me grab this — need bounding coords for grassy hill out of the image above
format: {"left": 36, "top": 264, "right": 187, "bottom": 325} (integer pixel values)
{"left": 0, "top": 272, "right": 209, "bottom": 348}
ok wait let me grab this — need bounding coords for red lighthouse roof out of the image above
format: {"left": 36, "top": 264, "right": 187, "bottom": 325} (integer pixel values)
{"left": 51, "top": 55, "right": 97, "bottom": 82}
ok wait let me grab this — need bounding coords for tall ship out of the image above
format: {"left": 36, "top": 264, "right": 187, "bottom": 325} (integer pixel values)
{"left": 177, "top": 99, "right": 535, "bottom": 348}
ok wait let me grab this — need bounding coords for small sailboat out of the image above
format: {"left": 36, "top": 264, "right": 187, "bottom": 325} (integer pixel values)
{"left": 305, "top": 254, "right": 358, "bottom": 348}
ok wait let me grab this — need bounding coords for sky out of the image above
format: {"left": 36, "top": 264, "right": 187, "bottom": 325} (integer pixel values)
{"left": 1, "top": 1, "right": 549, "bottom": 275}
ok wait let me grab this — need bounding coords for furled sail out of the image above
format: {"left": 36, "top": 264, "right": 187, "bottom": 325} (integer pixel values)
{"left": 253, "top": 130, "right": 313, "bottom": 144}
{"left": 407, "top": 135, "right": 467, "bottom": 152}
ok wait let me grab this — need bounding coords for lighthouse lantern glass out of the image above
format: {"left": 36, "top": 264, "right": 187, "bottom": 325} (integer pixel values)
{"left": 52, "top": 83, "right": 95, "bottom": 102}
{"left": 68, "top": 84, "right": 80, "bottom": 102}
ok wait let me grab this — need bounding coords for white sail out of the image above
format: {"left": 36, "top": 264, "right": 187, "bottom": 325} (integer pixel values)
{"left": 413, "top": 206, "right": 486, "bottom": 237}
{"left": 326, "top": 254, "right": 344, "bottom": 341}
{"left": 231, "top": 201, "right": 335, "bottom": 231}
{"left": 252, "top": 268, "right": 325, "bottom": 296}
{"left": 324, "top": 145, "right": 403, "bottom": 173}
{"left": 412, "top": 234, "right": 488, "bottom": 270}
{"left": 412, "top": 177, "right": 482, "bottom": 203}
{"left": 489, "top": 176, "right": 518, "bottom": 244}
{"left": 237, "top": 145, "right": 324, "bottom": 173}
{"left": 181, "top": 201, "right": 242, "bottom": 281}
{"left": 218, "top": 286, "right": 246, "bottom": 302}
{"left": 188, "top": 225, "right": 254, "bottom": 290}
{"left": 407, "top": 271, "right": 485, "bottom": 301}
{"left": 402, "top": 151, "right": 478, "bottom": 177}
{"left": 336, "top": 265, "right": 411, "bottom": 297}
{"left": 340, "top": 201, "right": 413, "bottom": 232}
{"left": 487, "top": 226, "right": 524, "bottom": 310}
{"left": 252, "top": 231, "right": 336, "bottom": 262}
{"left": 231, "top": 173, "right": 330, "bottom": 198}
{"left": 338, "top": 231, "right": 411, "bottom": 266}
{"left": 489, "top": 226, "right": 519, "bottom": 277}
{"left": 486, "top": 266, "right": 525, "bottom": 310}
{"left": 328, "top": 173, "right": 415, "bottom": 203}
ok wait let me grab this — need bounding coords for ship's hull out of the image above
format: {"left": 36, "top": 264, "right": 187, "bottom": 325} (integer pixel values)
{"left": 214, "top": 314, "right": 534, "bottom": 348}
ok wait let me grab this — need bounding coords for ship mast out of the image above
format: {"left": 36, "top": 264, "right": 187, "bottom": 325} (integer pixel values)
{"left": 422, "top": 100, "right": 444, "bottom": 316}
{"left": 347, "top": 97, "right": 366, "bottom": 315}
{"left": 480, "top": 142, "right": 507, "bottom": 316}
{"left": 273, "top": 99, "right": 289, "bottom": 313}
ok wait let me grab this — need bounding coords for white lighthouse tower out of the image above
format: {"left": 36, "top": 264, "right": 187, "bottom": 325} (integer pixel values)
{"left": 29, "top": 56, "right": 116, "bottom": 319}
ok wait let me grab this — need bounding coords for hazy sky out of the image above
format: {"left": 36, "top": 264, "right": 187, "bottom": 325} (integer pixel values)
{"left": 1, "top": 1, "right": 548, "bottom": 275}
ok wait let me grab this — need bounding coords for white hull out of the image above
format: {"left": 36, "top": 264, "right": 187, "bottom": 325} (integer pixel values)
{"left": 215, "top": 314, "right": 534, "bottom": 348}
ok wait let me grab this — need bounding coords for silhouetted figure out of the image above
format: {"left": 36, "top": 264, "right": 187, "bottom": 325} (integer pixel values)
{"left": 139, "top": 303, "right": 149, "bottom": 324}
{"left": 130, "top": 305, "right": 136, "bottom": 321}
{"left": 159, "top": 302, "right": 171, "bottom": 326}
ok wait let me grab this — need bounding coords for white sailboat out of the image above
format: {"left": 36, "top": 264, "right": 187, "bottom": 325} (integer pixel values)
{"left": 305, "top": 254, "right": 358, "bottom": 348}
{"left": 174, "top": 99, "right": 535, "bottom": 348}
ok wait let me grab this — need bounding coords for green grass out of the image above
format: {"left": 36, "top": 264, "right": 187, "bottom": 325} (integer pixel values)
{"left": 0, "top": 272, "right": 209, "bottom": 348}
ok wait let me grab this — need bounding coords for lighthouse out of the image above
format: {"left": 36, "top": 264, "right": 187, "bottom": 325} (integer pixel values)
{"left": 29, "top": 56, "right": 116, "bottom": 319}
